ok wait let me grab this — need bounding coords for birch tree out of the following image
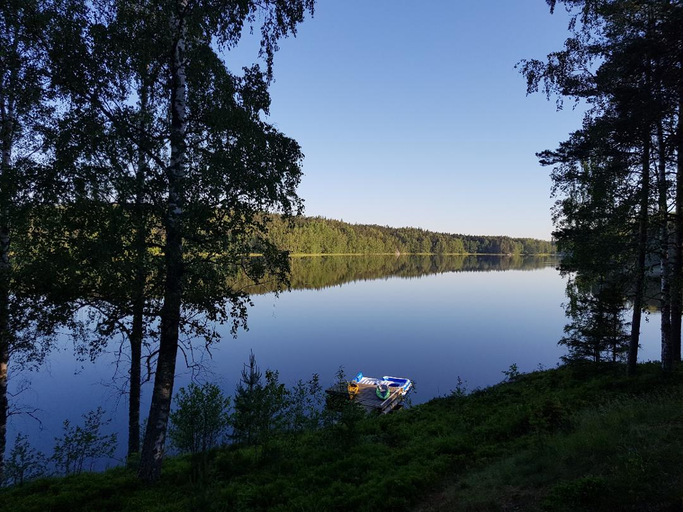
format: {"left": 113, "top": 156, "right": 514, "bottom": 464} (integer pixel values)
{"left": 138, "top": 0, "right": 314, "bottom": 482}
{"left": 49, "top": 0, "right": 314, "bottom": 481}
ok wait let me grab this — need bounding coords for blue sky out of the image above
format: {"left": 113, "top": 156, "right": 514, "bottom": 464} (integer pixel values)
{"left": 229, "top": 1, "right": 585, "bottom": 240}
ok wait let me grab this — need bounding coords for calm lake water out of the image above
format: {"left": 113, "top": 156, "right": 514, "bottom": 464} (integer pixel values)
{"left": 8, "top": 255, "right": 663, "bottom": 463}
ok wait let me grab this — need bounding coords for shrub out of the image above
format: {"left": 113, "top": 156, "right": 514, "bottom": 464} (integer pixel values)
{"left": 50, "top": 407, "right": 117, "bottom": 475}
{"left": 230, "top": 351, "right": 264, "bottom": 447}
{"left": 502, "top": 363, "right": 520, "bottom": 382}
{"left": 322, "top": 366, "right": 366, "bottom": 446}
{"left": 542, "top": 475, "right": 608, "bottom": 511}
{"left": 529, "top": 397, "right": 570, "bottom": 435}
{"left": 287, "top": 373, "right": 325, "bottom": 433}
{"left": 230, "top": 352, "right": 291, "bottom": 457}
{"left": 3, "top": 433, "right": 47, "bottom": 486}
{"left": 169, "top": 382, "right": 231, "bottom": 455}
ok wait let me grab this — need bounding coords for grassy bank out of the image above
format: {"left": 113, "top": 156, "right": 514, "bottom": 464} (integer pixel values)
{"left": 285, "top": 253, "right": 558, "bottom": 257}
{"left": 4, "top": 363, "right": 683, "bottom": 511}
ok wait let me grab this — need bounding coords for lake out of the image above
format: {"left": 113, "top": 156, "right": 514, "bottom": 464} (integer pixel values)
{"left": 8, "top": 255, "right": 663, "bottom": 463}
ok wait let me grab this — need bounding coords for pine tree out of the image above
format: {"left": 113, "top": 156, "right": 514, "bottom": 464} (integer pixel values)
{"left": 230, "top": 351, "right": 264, "bottom": 448}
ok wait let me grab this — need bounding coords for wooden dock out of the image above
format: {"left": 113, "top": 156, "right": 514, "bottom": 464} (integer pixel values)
{"left": 325, "top": 381, "right": 407, "bottom": 414}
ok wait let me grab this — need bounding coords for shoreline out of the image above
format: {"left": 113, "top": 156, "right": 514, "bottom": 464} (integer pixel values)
{"left": 4, "top": 362, "right": 681, "bottom": 511}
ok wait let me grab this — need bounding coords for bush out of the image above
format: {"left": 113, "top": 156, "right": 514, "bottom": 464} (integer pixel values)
{"left": 230, "top": 352, "right": 290, "bottom": 457}
{"left": 529, "top": 397, "right": 570, "bottom": 435}
{"left": 322, "top": 367, "right": 366, "bottom": 446}
{"left": 543, "top": 475, "right": 608, "bottom": 511}
{"left": 50, "top": 407, "right": 117, "bottom": 475}
{"left": 287, "top": 373, "right": 325, "bottom": 432}
{"left": 230, "top": 351, "right": 264, "bottom": 447}
{"left": 169, "top": 382, "right": 231, "bottom": 455}
{"left": 3, "top": 434, "right": 47, "bottom": 486}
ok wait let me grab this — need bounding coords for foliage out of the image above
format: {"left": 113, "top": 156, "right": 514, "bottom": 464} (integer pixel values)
{"left": 45, "top": 0, "right": 316, "bottom": 480}
{"left": 50, "top": 407, "right": 117, "bottom": 476}
{"left": 540, "top": 122, "right": 639, "bottom": 366}
{"left": 542, "top": 475, "right": 608, "bottom": 511}
{"left": 322, "top": 366, "right": 366, "bottom": 446}
{"left": 2, "top": 434, "right": 46, "bottom": 486}
{"left": 169, "top": 383, "right": 231, "bottom": 455}
{"left": 450, "top": 376, "right": 468, "bottom": 399}
{"left": 560, "top": 276, "right": 630, "bottom": 363}
{"left": 261, "top": 369, "right": 291, "bottom": 440}
{"left": 265, "top": 215, "right": 556, "bottom": 256}
{"left": 287, "top": 373, "right": 324, "bottom": 432}
{"left": 230, "top": 352, "right": 290, "bottom": 456}
{"left": 4, "top": 364, "right": 683, "bottom": 511}
{"left": 230, "top": 352, "right": 264, "bottom": 448}
{"left": 502, "top": 363, "right": 521, "bottom": 382}
{"left": 521, "top": 0, "right": 683, "bottom": 371}
{"left": 0, "top": 0, "right": 81, "bottom": 483}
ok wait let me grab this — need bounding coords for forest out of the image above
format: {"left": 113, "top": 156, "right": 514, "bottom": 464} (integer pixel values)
{"left": 263, "top": 215, "right": 556, "bottom": 255}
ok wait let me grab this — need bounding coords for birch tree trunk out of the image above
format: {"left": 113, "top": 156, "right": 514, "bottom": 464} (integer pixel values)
{"left": 138, "top": 3, "right": 187, "bottom": 481}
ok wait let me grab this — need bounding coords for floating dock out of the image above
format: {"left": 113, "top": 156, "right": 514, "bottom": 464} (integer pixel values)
{"left": 325, "top": 373, "right": 413, "bottom": 414}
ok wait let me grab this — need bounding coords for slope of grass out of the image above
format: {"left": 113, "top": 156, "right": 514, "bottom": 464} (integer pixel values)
{"left": 4, "top": 362, "right": 683, "bottom": 511}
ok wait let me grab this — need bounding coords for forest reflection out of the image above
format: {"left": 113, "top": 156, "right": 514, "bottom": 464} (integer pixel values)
{"left": 237, "top": 255, "right": 559, "bottom": 295}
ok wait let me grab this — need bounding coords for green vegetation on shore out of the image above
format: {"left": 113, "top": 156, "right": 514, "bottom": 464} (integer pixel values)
{"left": 264, "top": 216, "right": 556, "bottom": 256}
{"left": 4, "top": 362, "right": 682, "bottom": 512}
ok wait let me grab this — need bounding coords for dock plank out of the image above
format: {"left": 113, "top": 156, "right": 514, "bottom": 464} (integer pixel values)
{"left": 326, "top": 382, "right": 406, "bottom": 414}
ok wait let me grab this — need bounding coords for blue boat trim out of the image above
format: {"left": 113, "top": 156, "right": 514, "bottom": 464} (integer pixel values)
{"left": 326, "top": 372, "right": 413, "bottom": 414}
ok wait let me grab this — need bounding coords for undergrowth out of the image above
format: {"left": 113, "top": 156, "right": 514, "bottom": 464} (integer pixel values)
{"left": 4, "top": 362, "right": 683, "bottom": 512}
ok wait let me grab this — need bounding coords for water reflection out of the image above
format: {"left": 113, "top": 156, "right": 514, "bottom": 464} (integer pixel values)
{"left": 12, "top": 254, "right": 661, "bottom": 466}
{"left": 240, "top": 254, "right": 559, "bottom": 294}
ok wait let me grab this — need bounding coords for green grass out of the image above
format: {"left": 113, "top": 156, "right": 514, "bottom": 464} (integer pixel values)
{"left": 4, "top": 362, "right": 683, "bottom": 511}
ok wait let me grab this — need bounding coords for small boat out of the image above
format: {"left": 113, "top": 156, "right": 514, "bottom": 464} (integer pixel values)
{"left": 326, "top": 371, "right": 414, "bottom": 414}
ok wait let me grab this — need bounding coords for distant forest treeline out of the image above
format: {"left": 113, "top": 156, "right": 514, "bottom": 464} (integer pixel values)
{"left": 263, "top": 216, "right": 556, "bottom": 255}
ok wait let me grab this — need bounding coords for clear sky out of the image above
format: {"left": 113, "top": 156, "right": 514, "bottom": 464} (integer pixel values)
{"left": 228, "top": 0, "right": 585, "bottom": 240}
